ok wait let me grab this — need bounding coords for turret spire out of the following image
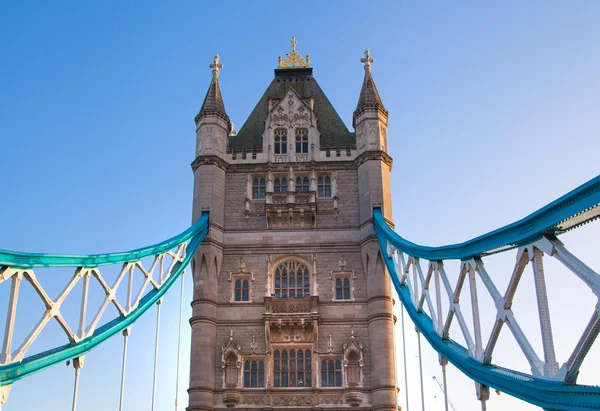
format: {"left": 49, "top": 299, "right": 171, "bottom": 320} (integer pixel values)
{"left": 354, "top": 49, "right": 387, "bottom": 119}
{"left": 195, "top": 54, "right": 230, "bottom": 127}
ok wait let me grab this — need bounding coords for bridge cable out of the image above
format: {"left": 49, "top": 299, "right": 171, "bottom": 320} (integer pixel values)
{"left": 151, "top": 299, "right": 162, "bottom": 411}
{"left": 400, "top": 304, "right": 409, "bottom": 411}
{"left": 441, "top": 361, "right": 449, "bottom": 411}
{"left": 71, "top": 359, "right": 81, "bottom": 411}
{"left": 118, "top": 330, "right": 130, "bottom": 411}
{"left": 174, "top": 269, "right": 186, "bottom": 411}
{"left": 390, "top": 278, "right": 399, "bottom": 410}
{"left": 417, "top": 329, "right": 425, "bottom": 411}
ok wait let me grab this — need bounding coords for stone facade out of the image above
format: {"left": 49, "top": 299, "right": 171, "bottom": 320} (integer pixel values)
{"left": 189, "top": 46, "right": 395, "bottom": 411}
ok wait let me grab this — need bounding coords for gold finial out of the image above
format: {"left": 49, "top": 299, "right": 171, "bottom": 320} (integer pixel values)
{"left": 278, "top": 37, "right": 310, "bottom": 69}
{"left": 210, "top": 54, "right": 223, "bottom": 78}
{"left": 360, "top": 49, "right": 374, "bottom": 71}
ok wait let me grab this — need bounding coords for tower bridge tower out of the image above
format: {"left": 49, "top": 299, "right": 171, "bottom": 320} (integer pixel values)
{"left": 189, "top": 40, "right": 395, "bottom": 411}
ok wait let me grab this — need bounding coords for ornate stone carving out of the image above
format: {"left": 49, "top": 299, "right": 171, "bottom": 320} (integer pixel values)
{"left": 292, "top": 105, "right": 311, "bottom": 128}
{"left": 272, "top": 303, "right": 312, "bottom": 314}
{"left": 320, "top": 395, "right": 344, "bottom": 405}
{"left": 242, "top": 395, "right": 268, "bottom": 406}
{"left": 272, "top": 395, "right": 313, "bottom": 406}
{"left": 270, "top": 320, "right": 314, "bottom": 343}
{"left": 344, "top": 389, "right": 364, "bottom": 407}
{"left": 272, "top": 106, "right": 289, "bottom": 127}
{"left": 222, "top": 389, "right": 242, "bottom": 408}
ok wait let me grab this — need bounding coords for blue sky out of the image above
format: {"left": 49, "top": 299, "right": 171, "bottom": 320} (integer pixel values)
{"left": 1, "top": 1, "right": 599, "bottom": 411}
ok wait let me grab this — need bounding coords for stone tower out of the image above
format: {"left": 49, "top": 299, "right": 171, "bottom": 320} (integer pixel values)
{"left": 189, "top": 40, "right": 395, "bottom": 411}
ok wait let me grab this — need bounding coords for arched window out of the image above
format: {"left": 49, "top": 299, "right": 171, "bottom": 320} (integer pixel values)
{"left": 274, "top": 177, "right": 287, "bottom": 193}
{"left": 243, "top": 360, "right": 265, "bottom": 387}
{"left": 321, "top": 359, "right": 342, "bottom": 387}
{"left": 274, "top": 349, "right": 312, "bottom": 387}
{"left": 274, "top": 260, "right": 310, "bottom": 298}
{"left": 295, "top": 128, "right": 309, "bottom": 153}
{"left": 295, "top": 176, "right": 309, "bottom": 193}
{"left": 252, "top": 178, "right": 266, "bottom": 200}
{"left": 274, "top": 128, "right": 287, "bottom": 154}
{"left": 317, "top": 176, "right": 331, "bottom": 198}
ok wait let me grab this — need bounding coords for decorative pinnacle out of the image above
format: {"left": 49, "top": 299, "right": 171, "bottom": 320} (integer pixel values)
{"left": 360, "top": 49, "right": 374, "bottom": 71}
{"left": 278, "top": 37, "right": 310, "bottom": 69}
{"left": 210, "top": 54, "right": 223, "bottom": 78}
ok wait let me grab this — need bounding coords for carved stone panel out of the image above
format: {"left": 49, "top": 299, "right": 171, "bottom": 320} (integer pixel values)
{"left": 270, "top": 321, "right": 314, "bottom": 343}
{"left": 272, "top": 395, "right": 313, "bottom": 407}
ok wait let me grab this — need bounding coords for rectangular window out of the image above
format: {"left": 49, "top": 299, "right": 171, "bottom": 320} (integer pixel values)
{"left": 334, "top": 276, "right": 352, "bottom": 300}
{"left": 273, "top": 349, "right": 312, "bottom": 388}
{"left": 317, "top": 175, "right": 332, "bottom": 198}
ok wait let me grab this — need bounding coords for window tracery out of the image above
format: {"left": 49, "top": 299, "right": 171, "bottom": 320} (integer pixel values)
{"left": 228, "top": 257, "right": 254, "bottom": 303}
{"left": 295, "top": 128, "right": 309, "bottom": 153}
{"left": 274, "top": 177, "right": 287, "bottom": 193}
{"left": 274, "top": 128, "right": 288, "bottom": 154}
{"left": 273, "top": 348, "right": 312, "bottom": 387}
{"left": 295, "top": 176, "right": 309, "bottom": 193}
{"left": 274, "top": 260, "right": 310, "bottom": 298}
{"left": 321, "top": 359, "right": 343, "bottom": 387}
{"left": 243, "top": 360, "right": 265, "bottom": 387}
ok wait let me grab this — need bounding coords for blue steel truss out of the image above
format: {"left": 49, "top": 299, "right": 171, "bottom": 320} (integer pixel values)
{"left": 0, "top": 212, "right": 209, "bottom": 386}
{"left": 374, "top": 174, "right": 600, "bottom": 411}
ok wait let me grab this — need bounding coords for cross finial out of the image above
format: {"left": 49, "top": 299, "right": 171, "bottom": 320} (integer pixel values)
{"left": 210, "top": 54, "right": 223, "bottom": 78}
{"left": 360, "top": 49, "right": 374, "bottom": 71}
{"left": 291, "top": 37, "right": 297, "bottom": 51}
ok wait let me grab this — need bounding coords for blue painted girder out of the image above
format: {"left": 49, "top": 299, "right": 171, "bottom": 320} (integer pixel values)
{"left": 0, "top": 212, "right": 209, "bottom": 386}
{"left": 373, "top": 172, "right": 600, "bottom": 410}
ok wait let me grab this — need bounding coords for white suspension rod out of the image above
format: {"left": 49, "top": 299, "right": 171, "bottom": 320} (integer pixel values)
{"left": 417, "top": 329, "right": 425, "bottom": 411}
{"left": 71, "top": 366, "right": 80, "bottom": 411}
{"left": 151, "top": 300, "right": 162, "bottom": 411}
{"left": 175, "top": 270, "right": 186, "bottom": 411}
{"left": 119, "top": 329, "right": 130, "bottom": 411}
{"left": 401, "top": 305, "right": 410, "bottom": 411}
{"left": 442, "top": 361, "right": 449, "bottom": 411}
{"left": 390, "top": 278, "right": 398, "bottom": 411}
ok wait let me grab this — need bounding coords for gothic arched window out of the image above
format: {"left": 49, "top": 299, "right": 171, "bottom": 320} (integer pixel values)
{"left": 321, "top": 359, "right": 342, "bottom": 387}
{"left": 274, "top": 177, "right": 287, "bottom": 193}
{"left": 252, "top": 178, "right": 266, "bottom": 200}
{"left": 243, "top": 360, "right": 265, "bottom": 387}
{"left": 274, "top": 128, "right": 288, "bottom": 154}
{"left": 274, "top": 260, "right": 310, "bottom": 298}
{"left": 295, "top": 128, "right": 309, "bottom": 153}
{"left": 273, "top": 349, "right": 312, "bottom": 387}
{"left": 295, "top": 176, "right": 309, "bottom": 193}
{"left": 317, "top": 176, "right": 331, "bottom": 198}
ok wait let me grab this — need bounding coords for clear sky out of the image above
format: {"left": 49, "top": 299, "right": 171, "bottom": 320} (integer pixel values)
{"left": 1, "top": 1, "right": 599, "bottom": 411}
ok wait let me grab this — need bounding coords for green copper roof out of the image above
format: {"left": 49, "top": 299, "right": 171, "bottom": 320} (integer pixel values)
{"left": 228, "top": 68, "right": 355, "bottom": 150}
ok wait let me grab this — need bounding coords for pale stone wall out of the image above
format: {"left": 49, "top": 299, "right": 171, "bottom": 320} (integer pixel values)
{"left": 190, "top": 68, "right": 394, "bottom": 411}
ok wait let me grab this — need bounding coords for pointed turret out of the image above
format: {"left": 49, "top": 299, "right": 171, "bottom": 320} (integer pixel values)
{"left": 194, "top": 55, "right": 231, "bottom": 159}
{"left": 195, "top": 54, "right": 231, "bottom": 127}
{"left": 353, "top": 49, "right": 389, "bottom": 155}
{"left": 353, "top": 49, "right": 388, "bottom": 127}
